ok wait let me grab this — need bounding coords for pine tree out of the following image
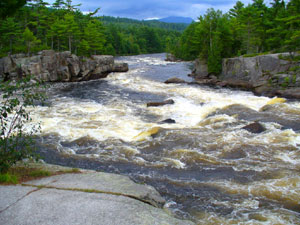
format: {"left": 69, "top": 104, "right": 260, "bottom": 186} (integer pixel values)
{"left": 83, "top": 19, "right": 105, "bottom": 55}
{"left": 23, "top": 27, "right": 41, "bottom": 55}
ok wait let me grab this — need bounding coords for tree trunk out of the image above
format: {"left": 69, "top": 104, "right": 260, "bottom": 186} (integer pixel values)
{"left": 69, "top": 35, "right": 72, "bottom": 52}
{"left": 210, "top": 20, "right": 212, "bottom": 52}
{"left": 9, "top": 37, "right": 12, "bottom": 54}
{"left": 247, "top": 21, "right": 250, "bottom": 54}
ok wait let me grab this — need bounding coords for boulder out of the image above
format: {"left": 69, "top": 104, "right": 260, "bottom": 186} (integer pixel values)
{"left": 164, "top": 77, "right": 186, "bottom": 84}
{"left": 276, "top": 88, "right": 300, "bottom": 99}
{"left": 112, "top": 63, "right": 129, "bottom": 72}
{"left": 242, "top": 122, "right": 266, "bottom": 134}
{"left": 191, "top": 59, "right": 208, "bottom": 79}
{"left": 147, "top": 99, "right": 175, "bottom": 107}
{"left": 165, "top": 54, "right": 180, "bottom": 62}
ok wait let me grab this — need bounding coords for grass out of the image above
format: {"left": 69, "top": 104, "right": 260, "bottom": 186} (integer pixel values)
{"left": 278, "top": 54, "right": 300, "bottom": 61}
{"left": 0, "top": 173, "right": 18, "bottom": 184}
{"left": 0, "top": 166, "right": 81, "bottom": 185}
{"left": 243, "top": 52, "right": 270, "bottom": 58}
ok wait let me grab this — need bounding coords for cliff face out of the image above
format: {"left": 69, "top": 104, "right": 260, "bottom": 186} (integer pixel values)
{"left": 0, "top": 50, "right": 128, "bottom": 82}
{"left": 222, "top": 53, "right": 300, "bottom": 88}
{"left": 190, "top": 53, "right": 300, "bottom": 99}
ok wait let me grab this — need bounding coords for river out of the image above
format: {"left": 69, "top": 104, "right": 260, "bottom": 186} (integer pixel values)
{"left": 29, "top": 54, "right": 300, "bottom": 224}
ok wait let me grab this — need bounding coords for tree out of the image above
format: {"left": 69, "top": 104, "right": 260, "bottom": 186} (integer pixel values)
{"left": 23, "top": 27, "right": 41, "bottom": 55}
{"left": 0, "top": 0, "right": 27, "bottom": 19}
{"left": 0, "top": 18, "right": 22, "bottom": 53}
{"left": 0, "top": 76, "right": 46, "bottom": 173}
{"left": 283, "top": 0, "right": 300, "bottom": 53}
{"left": 61, "top": 13, "right": 80, "bottom": 52}
{"left": 83, "top": 19, "right": 105, "bottom": 55}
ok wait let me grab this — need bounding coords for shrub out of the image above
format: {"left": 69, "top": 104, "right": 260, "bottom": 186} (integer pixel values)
{"left": 0, "top": 76, "right": 46, "bottom": 173}
{"left": 0, "top": 173, "right": 18, "bottom": 184}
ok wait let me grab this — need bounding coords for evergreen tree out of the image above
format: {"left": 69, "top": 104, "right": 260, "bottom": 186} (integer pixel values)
{"left": 0, "top": 0, "right": 27, "bottom": 19}
{"left": 23, "top": 27, "right": 41, "bottom": 55}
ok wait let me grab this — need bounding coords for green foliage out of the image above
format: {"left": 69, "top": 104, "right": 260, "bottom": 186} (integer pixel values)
{"left": 0, "top": 173, "right": 18, "bottom": 184}
{"left": 23, "top": 27, "right": 41, "bottom": 55}
{"left": 0, "top": 0, "right": 27, "bottom": 19}
{"left": 170, "top": 0, "right": 300, "bottom": 75}
{"left": 0, "top": 1, "right": 180, "bottom": 57}
{"left": 29, "top": 170, "right": 51, "bottom": 177}
{"left": 0, "top": 76, "right": 46, "bottom": 173}
{"left": 100, "top": 16, "right": 188, "bottom": 32}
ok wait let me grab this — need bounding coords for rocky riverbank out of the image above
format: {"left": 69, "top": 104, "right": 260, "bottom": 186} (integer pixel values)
{"left": 189, "top": 53, "right": 300, "bottom": 99}
{"left": 0, "top": 162, "right": 194, "bottom": 225}
{"left": 0, "top": 50, "right": 128, "bottom": 82}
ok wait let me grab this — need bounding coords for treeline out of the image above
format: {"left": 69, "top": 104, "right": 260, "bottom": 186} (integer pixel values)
{"left": 0, "top": 0, "right": 181, "bottom": 57}
{"left": 169, "top": 0, "right": 300, "bottom": 74}
{"left": 101, "top": 16, "right": 188, "bottom": 32}
{"left": 104, "top": 22, "right": 181, "bottom": 55}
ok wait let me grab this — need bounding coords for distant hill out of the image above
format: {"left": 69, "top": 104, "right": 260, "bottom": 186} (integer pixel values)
{"left": 100, "top": 16, "right": 188, "bottom": 32}
{"left": 158, "top": 16, "right": 194, "bottom": 24}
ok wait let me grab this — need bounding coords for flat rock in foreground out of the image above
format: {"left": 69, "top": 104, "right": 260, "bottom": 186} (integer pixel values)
{"left": 0, "top": 187, "right": 193, "bottom": 225}
{"left": 24, "top": 172, "right": 165, "bottom": 208}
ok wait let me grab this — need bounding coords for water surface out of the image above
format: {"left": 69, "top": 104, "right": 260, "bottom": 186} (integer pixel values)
{"left": 30, "top": 54, "right": 300, "bottom": 224}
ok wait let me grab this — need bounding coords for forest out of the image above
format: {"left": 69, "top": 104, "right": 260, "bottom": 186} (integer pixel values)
{"left": 169, "top": 0, "right": 300, "bottom": 74}
{"left": 0, "top": 0, "right": 299, "bottom": 73}
{"left": 0, "top": 0, "right": 182, "bottom": 57}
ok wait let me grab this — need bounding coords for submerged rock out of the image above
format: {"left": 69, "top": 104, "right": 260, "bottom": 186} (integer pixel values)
{"left": 147, "top": 99, "right": 175, "bottom": 107}
{"left": 164, "top": 77, "right": 186, "bottom": 84}
{"left": 266, "top": 97, "right": 286, "bottom": 105}
{"left": 133, "top": 127, "right": 160, "bottom": 142}
{"left": 209, "top": 104, "right": 300, "bottom": 131}
{"left": 159, "top": 119, "right": 176, "bottom": 124}
{"left": 242, "top": 122, "right": 266, "bottom": 134}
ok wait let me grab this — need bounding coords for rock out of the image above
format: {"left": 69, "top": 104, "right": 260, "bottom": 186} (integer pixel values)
{"left": 0, "top": 51, "right": 128, "bottom": 82}
{"left": 242, "top": 122, "right": 266, "bottom": 134}
{"left": 165, "top": 54, "right": 180, "bottom": 62}
{"left": 164, "top": 77, "right": 186, "bottom": 84}
{"left": 24, "top": 172, "right": 165, "bottom": 207}
{"left": 220, "top": 79, "right": 253, "bottom": 90}
{"left": 112, "top": 63, "right": 129, "bottom": 72}
{"left": 159, "top": 119, "right": 176, "bottom": 124}
{"left": 209, "top": 104, "right": 300, "bottom": 131}
{"left": 0, "top": 187, "right": 193, "bottom": 225}
{"left": 133, "top": 127, "right": 161, "bottom": 141}
{"left": 193, "top": 78, "right": 218, "bottom": 86}
{"left": 266, "top": 97, "right": 286, "bottom": 105}
{"left": 190, "top": 52, "right": 300, "bottom": 100}
{"left": 147, "top": 99, "right": 175, "bottom": 107}
{"left": 276, "top": 88, "right": 300, "bottom": 99}
{"left": 0, "top": 186, "right": 37, "bottom": 212}
{"left": 191, "top": 59, "right": 208, "bottom": 79}
{"left": 67, "top": 54, "right": 81, "bottom": 77}
{"left": 253, "top": 85, "right": 276, "bottom": 97}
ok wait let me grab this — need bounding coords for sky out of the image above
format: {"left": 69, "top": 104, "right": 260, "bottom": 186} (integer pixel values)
{"left": 46, "top": 0, "right": 267, "bottom": 20}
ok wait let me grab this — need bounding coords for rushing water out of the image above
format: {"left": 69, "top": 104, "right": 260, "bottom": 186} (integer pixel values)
{"left": 29, "top": 54, "right": 300, "bottom": 224}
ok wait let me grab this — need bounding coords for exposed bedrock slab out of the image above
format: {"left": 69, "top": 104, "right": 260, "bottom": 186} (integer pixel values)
{"left": 24, "top": 172, "right": 165, "bottom": 208}
{"left": 0, "top": 188, "right": 194, "bottom": 225}
{"left": 0, "top": 185, "right": 37, "bottom": 212}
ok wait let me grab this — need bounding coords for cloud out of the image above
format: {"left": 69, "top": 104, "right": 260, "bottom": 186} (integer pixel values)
{"left": 46, "top": 0, "right": 255, "bottom": 20}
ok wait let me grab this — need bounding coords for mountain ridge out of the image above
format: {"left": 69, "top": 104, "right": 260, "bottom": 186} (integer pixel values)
{"left": 158, "top": 16, "right": 194, "bottom": 24}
